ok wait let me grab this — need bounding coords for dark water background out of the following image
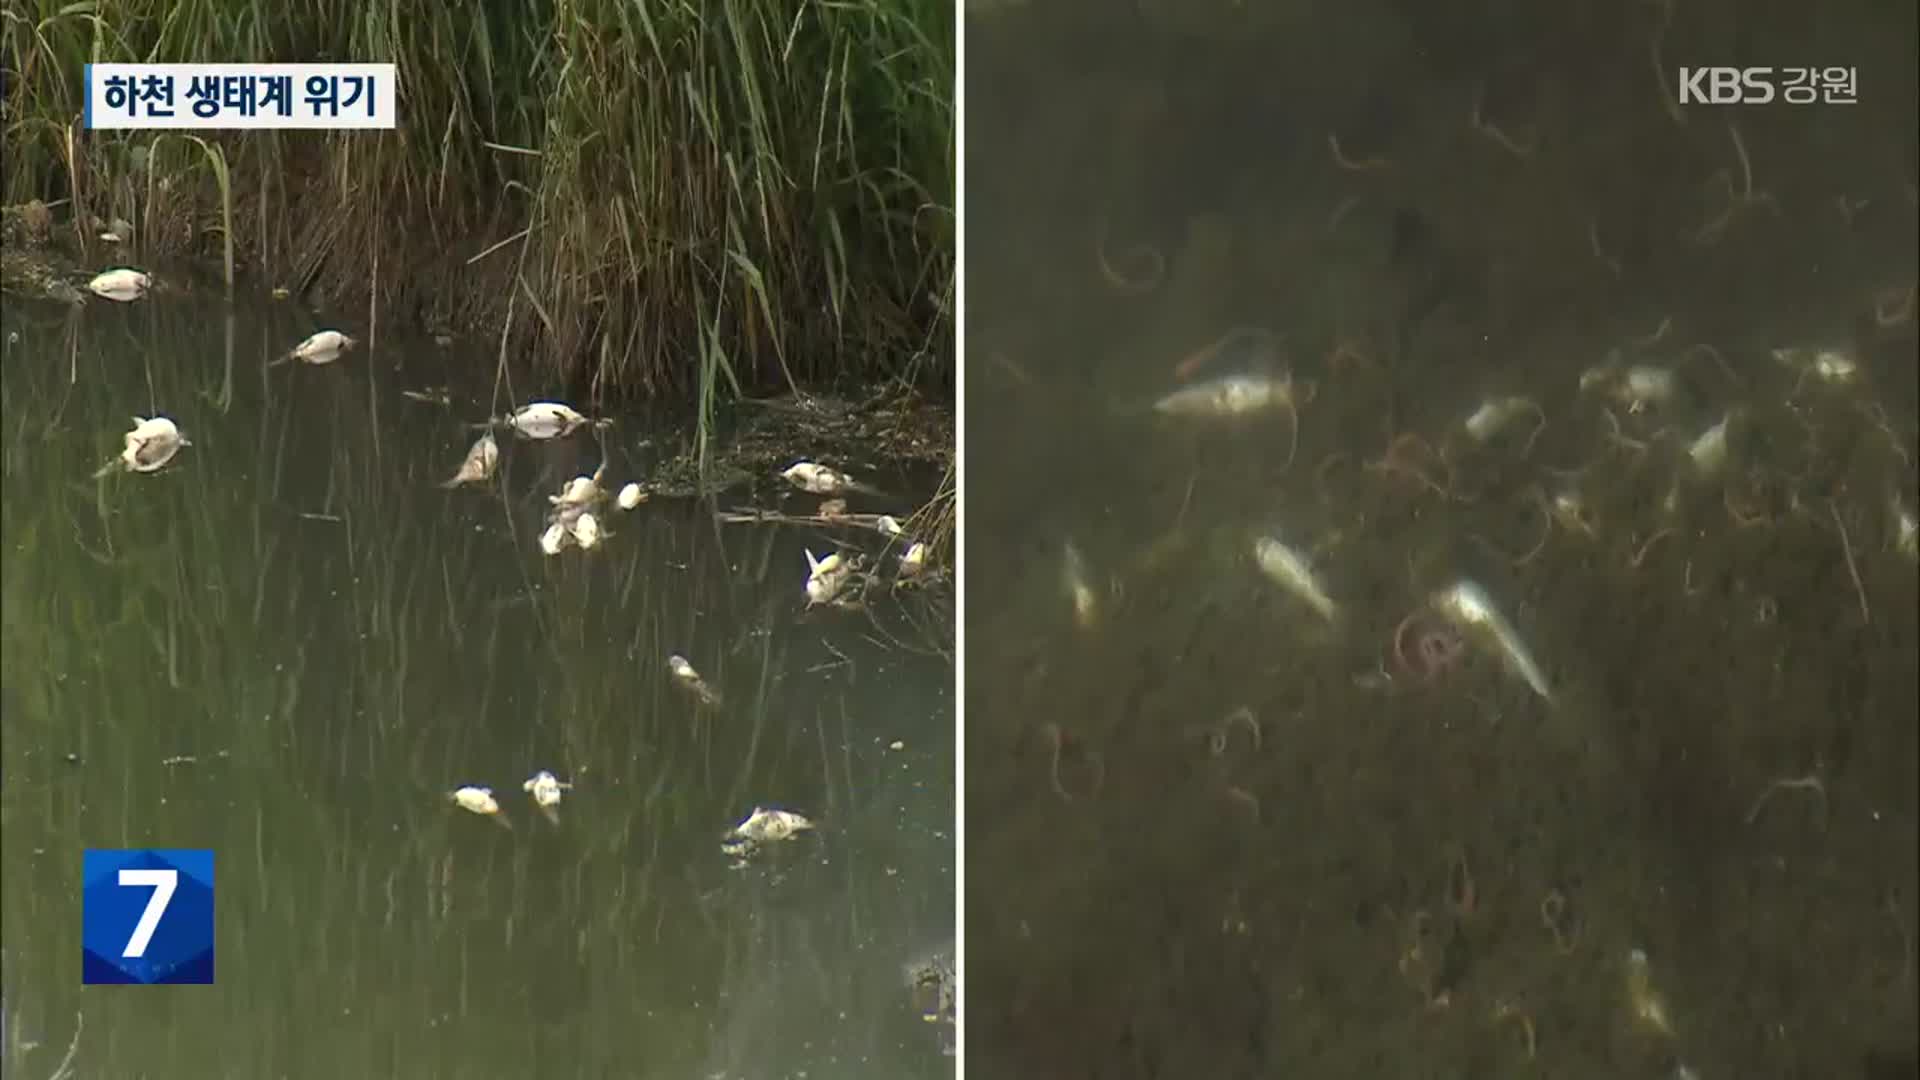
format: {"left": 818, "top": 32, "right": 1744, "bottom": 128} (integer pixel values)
{"left": 964, "top": 1, "right": 1917, "bottom": 1076}
{"left": 0, "top": 289, "right": 954, "bottom": 1078}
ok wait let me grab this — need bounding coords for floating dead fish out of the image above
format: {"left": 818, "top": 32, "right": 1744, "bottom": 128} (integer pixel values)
{"left": 522, "top": 770, "right": 572, "bottom": 825}
{"left": 450, "top": 785, "right": 509, "bottom": 827}
{"left": 616, "top": 482, "right": 646, "bottom": 510}
{"left": 281, "top": 330, "right": 357, "bottom": 366}
{"left": 804, "top": 548, "right": 860, "bottom": 607}
{"left": 1252, "top": 533, "right": 1337, "bottom": 622}
{"left": 668, "top": 654, "right": 723, "bottom": 708}
{"left": 570, "top": 511, "right": 603, "bottom": 550}
{"left": 539, "top": 521, "right": 571, "bottom": 557}
{"left": 1152, "top": 370, "right": 1309, "bottom": 466}
{"left": 819, "top": 497, "right": 849, "bottom": 517}
{"left": 1461, "top": 395, "right": 1544, "bottom": 445}
{"left": 87, "top": 268, "right": 150, "bottom": 302}
{"left": 900, "top": 541, "right": 928, "bottom": 578}
{"left": 721, "top": 806, "right": 815, "bottom": 860}
{"left": 783, "top": 461, "right": 871, "bottom": 495}
{"left": 96, "top": 415, "right": 189, "bottom": 476}
{"left": 550, "top": 462, "right": 608, "bottom": 510}
{"left": 875, "top": 515, "right": 904, "bottom": 536}
{"left": 1431, "top": 580, "right": 1553, "bottom": 702}
{"left": 505, "top": 401, "right": 591, "bottom": 440}
{"left": 441, "top": 432, "right": 499, "bottom": 488}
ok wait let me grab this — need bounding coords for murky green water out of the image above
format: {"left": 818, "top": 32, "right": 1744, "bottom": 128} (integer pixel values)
{"left": 965, "top": 3, "right": 1916, "bottom": 1077}
{"left": 0, "top": 289, "right": 954, "bottom": 1078}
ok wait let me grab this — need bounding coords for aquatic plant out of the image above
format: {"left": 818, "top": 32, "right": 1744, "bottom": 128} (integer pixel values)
{"left": 1, "top": 0, "right": 954, "bottom": 405}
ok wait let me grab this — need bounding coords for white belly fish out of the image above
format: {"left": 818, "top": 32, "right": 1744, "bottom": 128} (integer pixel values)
{"left": 550, "top": 463, "right": 607, "bottom": 509}
{"left": 1252, "top": 533, "right": 1337, "bottom": 622}
{"left": 522, "top": 770, "right": 572, "bottom": 825}
{"left": 1430, "top": 579, "right": 1553, "bottom": 702}
{"left": 804, "top": 548, "right": 859, "bottom": 607}
{"left": 283, "top": 330, "right": 357, "bottom": 366}
{"left": 782, "top": 461, "right": 870, "bottom": 495}
{"left": 721, "top": 806, "right": 815, "bottom": 861}
{"left": 616, "top": 482, "right": 646, "bottom": 510}
{"left": 450, "top": 785, "right": 510, "bottom": 828}
{"left": 441, "top": 433, "right": 499, "bottom": 488}
{"left": 87, "top": 267, "right": 150, "bottom": 302}
{"left": 506, "top": 402, "right": 590, "bottom": 440}
{"left": 1153, "top": 370, "right": 1308, "bottom": 467}
{"left": 97, "top": 415, "right": 189, "bottom": 476}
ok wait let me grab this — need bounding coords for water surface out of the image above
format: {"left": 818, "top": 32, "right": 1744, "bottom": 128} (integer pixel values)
{"left": 0, "top": 291, "right": 954, "bottom": 1078}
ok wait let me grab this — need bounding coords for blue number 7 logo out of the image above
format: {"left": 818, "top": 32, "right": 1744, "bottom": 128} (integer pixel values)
{"left": 81, "top": 849, "right": 215, "bottom": 985}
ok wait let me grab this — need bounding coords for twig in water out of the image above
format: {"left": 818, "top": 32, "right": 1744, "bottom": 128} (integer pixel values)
{"left": 1830, "top": 500, "right": 1871, "bottom": 624}
{"left": 1745, "top": 774, "right": 1828, "bottom": 827}
{"left": 46, "top": 1012, "right": 84, "bottom": 1080}
{"left": 1327, "top": 133, "right": 1391, "bottom": 171}
{"left": 1469, "top": 88, "right": 1538, "bottom": 158}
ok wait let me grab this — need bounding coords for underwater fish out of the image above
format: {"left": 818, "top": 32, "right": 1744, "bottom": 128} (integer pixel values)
{"left": 1430, "top": 579, "right": 1553, "bottom": 702}
{"left": 87, "top": 267, "right": 150, "bottom": 302}
{"left": 441, "top": 433, "right": 499, "bottom": 488}
{"left": 1251, "top": 533, "right": 1337, "bottom": 622}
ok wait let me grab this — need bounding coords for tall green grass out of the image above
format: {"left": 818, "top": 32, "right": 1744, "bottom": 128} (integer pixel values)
{"left": 1, "top": 0, "right": 954, "bottom": 406}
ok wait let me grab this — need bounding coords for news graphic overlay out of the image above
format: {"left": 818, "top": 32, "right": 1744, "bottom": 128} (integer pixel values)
{"left": 84, "top": 63, "right": 397, "bottom": 130}
{"left": 82, "top": 849, "right": 215, "bottom": 985}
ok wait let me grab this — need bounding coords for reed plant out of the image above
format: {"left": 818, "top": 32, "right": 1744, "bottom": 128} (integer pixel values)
{"left": 0, "top": 0, "right": 954, "bottom": 405}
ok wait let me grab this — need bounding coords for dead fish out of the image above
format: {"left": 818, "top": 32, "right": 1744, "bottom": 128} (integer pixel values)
{"left": 1461, "top": 395, "right": 1544, "bottom": 445}
{"left": 616, "top": 482, "right": 646, "bottom": 510}
{"left": 96, "top": 415, "right": 189, "bottom": 476}
{"left": 804, "top": 548, "right": 859, "bottom": 607}
{"left": 783, "top": 461, "right": 871, "bottom": 495}
{"left": 441, "top": 433, "right": 499, "bottom": 488}
{"left": 87, "top": 268, "right": 150, "bottom": 302}
{"left": 450, "top": 785, "right": 510, "bottom": 828}
{"left": 875, "top": 515, "right": 904, "bottom": 537}
{"left": 1686, "top": 410, "right": 1736, "bottom": 477}
{"left": 539, "top": 521, "right": 571, "bottom": 557}
{"left": 549, "top": 462, "right": 607, "bottom": 510}
{"left": 667, "top": 654, "right": 723, "bottom": 708}
{"left": 505, "top": 402, "right": 590, "bottom": 440}
{"left": 721, "top": 806, "right": 815, "bottom": 860}
{"left": 279, "top": 330, "right": 357, "bottom": 366}
{"left": 818, "top": 497, "right": 849, "bottom": 517}
{"left": 570, "top": 511, "right": 603, "bottom": 550}
{"left": 1430, "top": 580, "right": 1553, "bottom": 702}
{"left": 522, "top": 770, "right": 572, "bottom": 825}
{"left": 900, "top": 541, "right": 929, "bottom": 578}
{"left": 1251, "top": 533, "right": 1338, "bottom": 622}
{"left": 1152, "top": 370, "right": 1309, "bottom": 466}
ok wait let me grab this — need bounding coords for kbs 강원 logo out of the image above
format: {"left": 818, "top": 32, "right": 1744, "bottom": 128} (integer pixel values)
{"left": 81, "top": 849, "right": 215, "bottom": 985}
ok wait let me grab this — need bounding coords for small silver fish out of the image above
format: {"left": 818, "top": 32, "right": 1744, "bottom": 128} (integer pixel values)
{"left": 1430, "top": 580, "right": 1553, "bottom": 702}
{"left": 1062, "top": 542, "right": 1098, "bottom": 628}
{"left": 1251, "top": 534, "right": 1337, "bottom": 622}
{"left": 441, "top": 433, "right": 499, "bottom": 488}
{"left": 1152, "top": 372, "right": 1295, "bottom": 417}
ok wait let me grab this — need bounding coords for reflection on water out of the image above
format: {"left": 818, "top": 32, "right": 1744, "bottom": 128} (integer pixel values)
{"left": 966, "top": 3, "right": 1916, "bottom": 1077}
{"left": 0, "top": 291, "right": 953, "bottom": 1078}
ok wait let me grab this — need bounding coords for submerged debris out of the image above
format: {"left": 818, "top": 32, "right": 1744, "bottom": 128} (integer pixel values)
{"left": 667, "top": 654, "right": 722, "bottom": 708}
{"left": 721, "top": 806, "right": 815, "bottom": 861}
{"left": 441, "top": 433, "right": 499, "bottom": 488}
{"left": 87, "top": 267, "right": 149, "bottom": 302}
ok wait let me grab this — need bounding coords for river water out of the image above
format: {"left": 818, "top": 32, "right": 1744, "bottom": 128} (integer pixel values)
{"left": 964, "top": 3, "right": 1917, "bottom": 1078}
{"left": 0, "top": 289, "right": 954, "bottom": 1078}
